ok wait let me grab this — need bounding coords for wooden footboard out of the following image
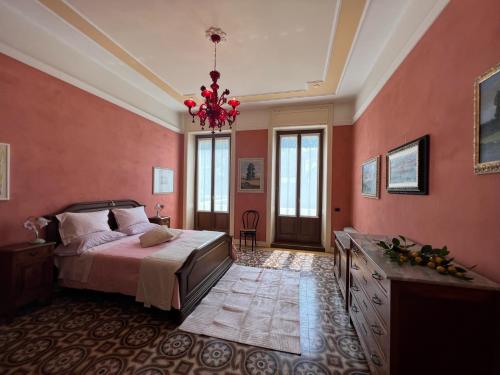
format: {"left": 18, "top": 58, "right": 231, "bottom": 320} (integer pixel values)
{"left": 175, "top": 233, "right": 233, "bottom": 320}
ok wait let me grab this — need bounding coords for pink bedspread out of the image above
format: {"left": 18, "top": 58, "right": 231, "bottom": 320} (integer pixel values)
{"left": 57, "top": 233, "right": 189, "bottom": 309}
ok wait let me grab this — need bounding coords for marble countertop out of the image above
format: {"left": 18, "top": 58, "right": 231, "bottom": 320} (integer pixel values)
{"left": 347, "top": 233, "right": 500, "bottom": 291}
{"left": 333, "top": 231, "right": 351, "bottom": 250}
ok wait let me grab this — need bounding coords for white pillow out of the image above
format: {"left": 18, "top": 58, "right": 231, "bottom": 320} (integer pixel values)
{"left": 55, "top": 230, "right": 126, "bottom": 256}
{"left": 56, "top": 210, "right": 111, "bottom": 246}
{"left": 120, "top": 222, "right": 159, "bottom": 236}
{"left": 112, "top": 206, "right": 149, "bottom": 231}
{"left": 139, "top": 226, "right": 180, "bottom": 248}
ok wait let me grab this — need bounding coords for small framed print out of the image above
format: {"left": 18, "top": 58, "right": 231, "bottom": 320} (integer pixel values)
{"left": 386, "top": 135, "right": 429, "bottom": 195}
{"left": 238, "top": 158, "right": 264, "bottom": 193}
{"left": 361, "top": 156, "right": 380, "bottom": 198}
{"left": 0, "top": 143, "right": 10, "bottom": 200}
{"left": 153, "top": 167, "right": 174, "bottom": 194}
{"left": 474, "top": 63, "right": 500, "bottom": 174}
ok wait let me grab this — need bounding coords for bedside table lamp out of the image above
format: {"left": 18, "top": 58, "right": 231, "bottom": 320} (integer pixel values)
{"left": 154, "top": 203, "right": 164, "bottom": 218}
{"left": 23, "top": 216, "right": 50, "bottom": 244}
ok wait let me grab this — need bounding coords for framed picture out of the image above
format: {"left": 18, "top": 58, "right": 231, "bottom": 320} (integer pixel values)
{"left": 361, "top": 156, "right": 380, "bottom": 198}
{"left": 474, "top": 63, "right": 500, "bottom": 174}
{"left": 0, "top": 143, "right": 10, "bottom": 200}
{"left": 238, "top": 158, "right": 264, "bottom": 193}
{"left": 152, "top": 167, "right": 174, "bottom": 194}
{"left": 386, "top": 135, "right": 429, "bottom": 195}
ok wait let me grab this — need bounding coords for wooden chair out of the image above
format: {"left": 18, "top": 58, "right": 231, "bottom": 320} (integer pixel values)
{"left": 239, "top": 210, "right": 260, "bottom": 251}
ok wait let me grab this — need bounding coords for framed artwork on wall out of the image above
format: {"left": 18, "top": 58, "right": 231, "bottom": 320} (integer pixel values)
{"left": 474, "top": 63, "right": 500, "bottom": 174}
{"left": 386, "top": 135, "right": 429, "bottom": 195}
{"left": 153, "top": 167, "right": 174, "bottom": 194}
{"left": 0, "top": 143, "right": 10, "bottom": 200}
{"left": 361, "top": 156, "right": 380, "bottom": 198}
{"left": 238, "top": 158, "right": 264, "bottom": 193}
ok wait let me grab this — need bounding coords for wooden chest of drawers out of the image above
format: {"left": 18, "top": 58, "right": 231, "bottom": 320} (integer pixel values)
{"left": 346, "top": 233, "right": 499, "bottom": 375}
{"left": 0, "top": 242, "right": 55, "bottom": 321}
{"left": 333, "top": 231, "right": 351, "bottom": 310}
{"left": 149, "top": 216, "right": 171, "bottom": 227}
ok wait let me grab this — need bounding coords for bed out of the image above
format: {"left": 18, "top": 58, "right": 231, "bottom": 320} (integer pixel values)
{"left": 45, "top": 199, "right": 233, "bottom": 320}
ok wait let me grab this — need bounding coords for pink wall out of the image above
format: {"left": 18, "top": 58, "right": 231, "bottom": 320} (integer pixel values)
{"left": 0, "top": 53, "right": 184, "bottom": 246}
{"left": 234, "top": 130, "right": 268, "bottom": 242}
{"left": 332, "top": 126, "right": 353, "bottom": 232}
{"left": 351, "top": 0, "right": 500, "bottom": 282}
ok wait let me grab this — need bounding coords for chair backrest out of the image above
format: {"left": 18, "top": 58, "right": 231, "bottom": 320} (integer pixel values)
{"left": 242, "top": 210, "right": 259, "bottom": 230}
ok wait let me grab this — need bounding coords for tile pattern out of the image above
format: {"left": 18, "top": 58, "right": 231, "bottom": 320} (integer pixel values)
{"left": 0, "top": 248, "right": 370, "bottom": 374}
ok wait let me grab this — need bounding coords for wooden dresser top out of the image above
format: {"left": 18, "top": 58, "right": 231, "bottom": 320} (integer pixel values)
{"left": 348, "top": 233, "right": 499, "bottom": 291}
{"left": 334, "top": 231, "right": 352, "bottom": 250}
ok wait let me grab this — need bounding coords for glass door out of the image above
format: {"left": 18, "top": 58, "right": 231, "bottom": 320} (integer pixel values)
{"left": 275, "top": 129, "right": 323, "bottom": 247}
{"left": 195, "top": 134, "right": 230, "bottom": 232}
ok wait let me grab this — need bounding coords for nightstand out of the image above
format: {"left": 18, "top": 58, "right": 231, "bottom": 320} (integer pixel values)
{"left": 0, "top": 241, "right": 55, "bottom": 321}
{"left": 149, "top": 216, "right": 171, "bottom": 227}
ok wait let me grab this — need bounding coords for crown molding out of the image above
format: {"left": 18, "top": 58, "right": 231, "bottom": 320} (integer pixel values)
{"left": 0, "top": 42, "right": 182, "bottom": 133}
{"left": 352, "top": 0, "right": 449, "bottom": 123}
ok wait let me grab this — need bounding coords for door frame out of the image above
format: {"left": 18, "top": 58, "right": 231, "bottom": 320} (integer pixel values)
{"left": 273, "top": 128, "right": 324, "bottom": 248}
{"left": 194, "top": 133, "right": 232, "bottom": 231}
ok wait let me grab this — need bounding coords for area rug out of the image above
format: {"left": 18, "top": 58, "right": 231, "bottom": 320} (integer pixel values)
{"left": 179, "top": 264, "right": 301, "bottom": 354}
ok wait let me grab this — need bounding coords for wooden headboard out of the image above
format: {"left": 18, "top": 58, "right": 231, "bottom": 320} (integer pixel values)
{"left": 45, "top": 199, "right": 143, "bottom": 245}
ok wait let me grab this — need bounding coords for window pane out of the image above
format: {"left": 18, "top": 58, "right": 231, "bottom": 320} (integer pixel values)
{"left": 197, "top": 139, "right": 212, "bottom": 211}
{"left": 279, "top": 135, "right": 297, "bottom": 216}
{"left": 214, "top": 138, "right": 230, "bottom": 212}
{"left": 300, "top": 134, "right": 320, "bottom": 217}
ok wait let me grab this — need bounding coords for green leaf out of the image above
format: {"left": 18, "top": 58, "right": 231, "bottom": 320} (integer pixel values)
{"left": 377, "top": 241, "right": 389, "bottom": 249}
{"left": 455, "top": 267, "right": 467, "bottom": 273}
{"left": 392, "top": 238, "right": 401, "bottom": 247}
{"left": 421, "top": 245, "right": 432, "bottom": 254}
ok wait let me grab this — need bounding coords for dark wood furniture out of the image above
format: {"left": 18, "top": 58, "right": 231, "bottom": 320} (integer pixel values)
{"left": 273, "top": 129, "right": 324, "bottom": 249}
{"left": 239, "top": 210, "right": 259, "bottom": 251}
{"left": 347, "top": 232, "right": 499, "bottom": 375}
{"left": 46, "top": 200, "right": 233, "bottom": 320}
{"left": 0, "top": 241, "right": 55, "bottom": 321}
{"left": 333, "top": 231, "right": 351, "bottom": 310}
{"left": 149, "top": 216, "right": 171, "bottom": 227}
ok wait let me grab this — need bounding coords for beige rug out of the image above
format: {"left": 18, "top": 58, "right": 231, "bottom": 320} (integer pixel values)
{"left": 179, "top": 264, "right": 301, "bottom": 354}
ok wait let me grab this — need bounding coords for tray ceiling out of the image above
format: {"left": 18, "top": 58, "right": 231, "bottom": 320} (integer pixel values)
{"left": 0, "top": 0, "right": 449, "bottom": 126}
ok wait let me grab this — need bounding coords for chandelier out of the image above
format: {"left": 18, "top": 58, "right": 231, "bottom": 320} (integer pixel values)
{"left": 184, "top": 27, "right": 240, "bottom": 133}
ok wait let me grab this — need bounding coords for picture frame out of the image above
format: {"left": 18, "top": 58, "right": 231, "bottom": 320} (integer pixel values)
{"left": 238, "top": 158, "right": 264, "bottom": 193}
{"left": 361, "top": 156, "right": 380, "bottom": 198}
{"left": 0, "top": 143, "right": 10, "bottom": 201}
{"left": 152, "top": 167, "right": 174, "bottom": 194}
{"left": 386, "top": 135, "right": 429, "bottom": 195}
{"left": 474, "top": 63, "right": 500, "bottom": 174}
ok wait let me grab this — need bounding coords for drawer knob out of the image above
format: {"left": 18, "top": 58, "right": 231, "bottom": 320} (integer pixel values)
{"left": 372, "top": 271, "right": 383, "bottom": 281}
{"left": 352, "top": 264, "right": 360, "bottom": 271}
{"left": 371, "top": 324, "right": 383, "bottom": 335}
{"left": 371, "top": 295, "right": 383, "bottom": 305}
{"left": 371, "top": 353, "right": 383, "bottom": 367}
{"left": 351, "top": 305, "right": 359, "bottom": 313}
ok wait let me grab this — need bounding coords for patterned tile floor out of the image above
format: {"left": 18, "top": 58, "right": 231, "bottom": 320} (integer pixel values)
{"left": 0, "top": 248, "right": 370, "bottom": 375}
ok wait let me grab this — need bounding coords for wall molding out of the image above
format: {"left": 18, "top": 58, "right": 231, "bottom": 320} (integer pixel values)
{"left": 352, "top": 0, "right": 449, "bottom": 123}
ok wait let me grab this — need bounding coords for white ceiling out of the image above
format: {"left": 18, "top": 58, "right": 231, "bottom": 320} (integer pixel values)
{"left": 67, "top": 0, "right": 339, "bottom": 97}
{"left": 0, "top": 0, "right": 449, "bottom": 129}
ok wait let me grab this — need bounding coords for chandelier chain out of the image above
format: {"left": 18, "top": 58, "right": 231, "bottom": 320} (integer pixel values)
{"left": 214, "top": 42, "right": 217, "bottom": 71}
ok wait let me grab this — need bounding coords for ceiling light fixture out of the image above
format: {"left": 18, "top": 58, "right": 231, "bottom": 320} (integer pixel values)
{"left": 184, "top": 27, "right": 240, "bottom": 133}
